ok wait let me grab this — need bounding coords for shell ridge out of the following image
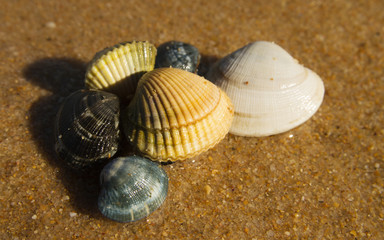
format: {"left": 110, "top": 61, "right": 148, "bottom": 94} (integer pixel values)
{"left": 98, "top": 157, "right": 168, "bottom": 222}
{"left": 142, "top": 42, "right": 149, "bottom": 68}
{"left": 174, "top": 74, "right": 206, "bottom": 119}
{"left": 172, "top": 68, "right": 221, "bottom": 120}
{"left": 101, "top": 56, "right": 119, "bottom": 85}
{"left": 86, "top": 41, "right": 156, "bottom": 99}
{"left": 77, "top": 95, "right": 118, "bottom": 138}
{"left": 52, "top": 90, "right": 123, "bottom": 169}
{"left": 143, "top": 42, "right": 152, "bottom": 73}
{"left": 129, "top": 42, "right": 139, "bottom": 74}
{"left": 89, "top": 66, "right": 109, "bottom": 88}
{"left": 159, "top": 95, "right": 230, "bottom": 160}
{"left": 145, "top": 73, "right": 189, "bottom": 158}
{"left": 116, "top": 47, "right": 129, "bottom": 78}
{"left": 99, "top": 189, "right": 134, "bottom": 221}
{"left": 141, "top": 86, "right": 156, "bottom": 156}
{"left": 128, "top": 70, "right": 226, "bottom": 129}
{"left": 107, "top": 52, "right": 123, "bottom": 83}
{"left": 64, "top": 138, "right": 107, "bottom": 161}
{"left": 149, "top": 44, "right": 157, "bottom": 70}
{"left": 159, "top": 70, "right": 200, "bottom": 155}
{"left": 133, "top": 89, "right": 229, "bottom": 161}
{"left": 144, "top": 76, "right": 178, "bottom": 159}
{"left": 125, "top": 93, "right": 146, "bottom": 130}
{"left": 165, "top": 70, "right": 203, "bottom": 121}
{"left": 156, "top": 71, "right": 190, "bottom": 126}
{"left": 95, "top": 60, "right": 116, "bottom": 86}
{"left": 140, "top": 42, "right": 149, "bottom": 71}
{"left": 174, "top": 69, "right": 217, "bottom": 118}
{"left": 169, "top": 74, "right": 215, "bottom": 152}
{"left": 81, "top": 108, "right": 117, "bottom": 138}
{"left": 115, "top": 47, "right": 133, "bottom": 97}
{"left": 123, "top": 43, "right": 134, "bottom": 77}
{"left": 208, "top": 91, "right": 233, "bottom": 141}
{"left": 140, "top": 85, "right": 155, "bottom": 129}
{"left": 149, "top": 74, "right": 180, "bottom": 130}
{"left": 134, "top": 41, "right": 144, "bottom": 72}
{"left": 68, "top": 101, "right": 103, "bottom": 149}
{"left": 123, "top": 44, "right": 139, "bottom": 98}
{"left": 122, "top": 68, "right": 234, "bottom": 161}
{"left": 145, "top": 79, "right": 171, "bottom": 158}
{"left": 56, "top": 133, "right": 116, "bottom": 165}
{"left": 192, "top": 79, "right": 221, "bottom": 118}
{"left": 215, "top": 42, "right": 308, "bottom": 91}
{"left": 197, "top": 90, "right": 225, "bottom": 145}
{"left": 127, "top": 78, "right": 183, "bottom": 157}
{"left": 144, "top": 82, "right": 162, "bottom": 130}
{"left": 69, "top": 124, "right": 114, "bottom": 160}
{"left": 206, "top": 41, "right": 324, "bottom": 136}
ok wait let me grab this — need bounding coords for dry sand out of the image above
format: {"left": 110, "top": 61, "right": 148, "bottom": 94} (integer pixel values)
{"left": 1, "top": 0, "right": 383, "bottom": 239}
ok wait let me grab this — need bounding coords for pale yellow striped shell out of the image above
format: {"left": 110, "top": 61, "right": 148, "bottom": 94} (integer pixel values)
{"left": 121, "top": 68, "right": 234, "bottom": 162}
{"left": 85, "top": 41, "right": 157, "bottom": 102}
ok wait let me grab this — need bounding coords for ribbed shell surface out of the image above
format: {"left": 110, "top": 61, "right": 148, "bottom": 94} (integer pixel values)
{"left": 122, "top": 68, "right": 234, "bottom": 162}
{"left": 98, "top": 156, "right": 168, "bottom": 222}
{"left": 206, "top": 41, "right": 325, "bottom": 137}
{"left": 54, "top": 89, "right": 120, "bottom": 169}
{"left": 85, "top": 41, "right": 157, "bottom": 102}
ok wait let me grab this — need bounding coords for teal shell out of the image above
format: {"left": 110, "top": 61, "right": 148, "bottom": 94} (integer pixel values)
{"left": 98, "top": 156, "right": 168, "bottom": 222}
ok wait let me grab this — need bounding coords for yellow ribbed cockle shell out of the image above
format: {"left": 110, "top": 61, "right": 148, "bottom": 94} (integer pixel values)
{"left": 85, "top": 41, "right": 157, "bottom": 103}
{"left": 121, "top": 68, "right": 234, "bottom": 162}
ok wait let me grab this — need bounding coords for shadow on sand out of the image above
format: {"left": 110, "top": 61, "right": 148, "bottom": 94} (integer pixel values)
{"left": 24, "top": 58, "right": 104, "bottom": 217}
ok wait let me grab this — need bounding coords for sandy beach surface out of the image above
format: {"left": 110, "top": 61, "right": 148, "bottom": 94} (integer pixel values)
{"left": 1, "top": 0, "right": 383, "bottom": 239}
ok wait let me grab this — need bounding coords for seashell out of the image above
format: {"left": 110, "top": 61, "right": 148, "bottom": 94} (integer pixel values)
{"left": 85, "top": 41, "right": 157, "bottom": 103}
{"left": 206, "top": 41, "right": 325, "bottom": 137}
{"left": 155, "top": 41, "right": 200, "bottom": 73}
{"left": 54, "top": 89, "right": 120, "bottom": 169}
{"left": 98, "top": 156, "right": 168, "bottom": 222}
{"left": 121, "top": 68, "right": 234, "bottom": 162}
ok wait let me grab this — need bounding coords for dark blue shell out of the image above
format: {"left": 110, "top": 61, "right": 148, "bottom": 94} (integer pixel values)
{"left": 98, "top": 156, "right": 168, "bottom": 222}
{"left": 155, "top": 41, "right": 200, "bottom": 73}
{"left": 54, "top": 89, "right": 120, "bottom": 170}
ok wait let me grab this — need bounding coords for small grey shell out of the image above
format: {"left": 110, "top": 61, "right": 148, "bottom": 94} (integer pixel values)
{"left": 54, "top": 89, "right": 120, "bottom": 170}
{"left": 98, "top": 156, "right": 168, "bottom": 222}
{"left": 155, "top": 41, "right": 200, "bottom": 73}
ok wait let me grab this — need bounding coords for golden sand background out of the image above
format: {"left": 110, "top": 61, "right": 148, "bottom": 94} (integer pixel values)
{"left": 1, "top": 0, "right": 383, "bottom": 239}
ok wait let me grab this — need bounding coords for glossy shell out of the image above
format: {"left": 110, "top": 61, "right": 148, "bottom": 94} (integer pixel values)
{"left": 206, "top": 41, "right": 325, "bottom": 137}
{"left": 54, "top": 89, "right": 120, "bottom": 169}
{"left": 122, "top": 68, "right": 234, "bottom": 162}
{"left": 85, "top": 41, "right": 157, "bottom": 103}
{"left": 155, "top": 41, "right": 200, "bottom": 73}
{"left": 98, "top": 156, "right": 168, "bottom": 222}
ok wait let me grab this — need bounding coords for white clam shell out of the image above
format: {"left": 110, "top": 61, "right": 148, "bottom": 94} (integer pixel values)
{"left": 206, "top": 41, "right": 325, "bottom": 137}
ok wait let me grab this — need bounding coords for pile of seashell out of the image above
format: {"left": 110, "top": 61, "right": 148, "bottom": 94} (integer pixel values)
{"left": 54, "top": 40, "right": 324, "bottom": 222}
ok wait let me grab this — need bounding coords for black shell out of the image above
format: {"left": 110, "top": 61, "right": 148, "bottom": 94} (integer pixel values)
{"left": 155, "top": 41, "right": 200, "bottom": 73}
{"left": 54, "top": 89, "right": 120, "bottom": 170}
{"left": 98, "top": 156, "right": 168, "bottom": 222}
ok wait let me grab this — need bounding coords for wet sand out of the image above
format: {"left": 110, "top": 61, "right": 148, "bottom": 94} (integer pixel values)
{"left": 1, "top": 0, "right": 383, "bottom": 239}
